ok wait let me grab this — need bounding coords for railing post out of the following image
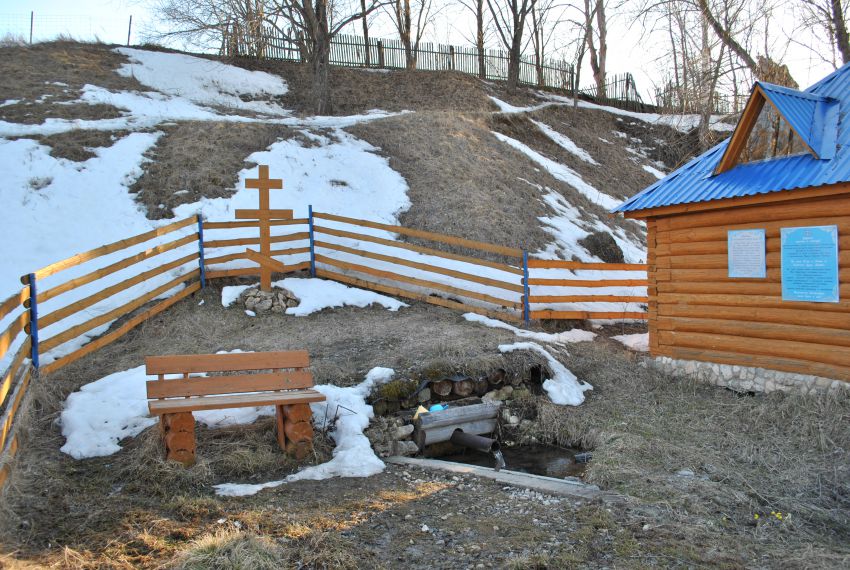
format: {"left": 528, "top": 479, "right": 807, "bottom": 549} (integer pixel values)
{"left": 308, "top": 205, "right": 317, "bottom": 278}
{"left": 522, "top": 251, "right": 530, "bottom": 326}
{"left": 27, "top": 273, "right": 39, "bottom": 369}
{"left": 196, "top": 214, "right": 206, "bottom": 289}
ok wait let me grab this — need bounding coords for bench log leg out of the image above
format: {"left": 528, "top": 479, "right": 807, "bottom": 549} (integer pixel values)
{"left": 161, "top": 412, "right": 196, "bottom": 466}
{"left": 274, "top": 405, "right": 287, "bottom": 452}
{"left": 283, "top": 403, "right": 314, "bottom": 460}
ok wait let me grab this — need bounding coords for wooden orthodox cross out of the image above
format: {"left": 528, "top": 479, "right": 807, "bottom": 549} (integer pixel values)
{"left": 236, "top": 165, "right": 291, "bottom": 291}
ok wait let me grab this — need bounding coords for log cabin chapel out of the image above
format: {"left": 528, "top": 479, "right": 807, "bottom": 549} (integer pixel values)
{"left": 612, "top": 63, "right": 850, "bottom": 395}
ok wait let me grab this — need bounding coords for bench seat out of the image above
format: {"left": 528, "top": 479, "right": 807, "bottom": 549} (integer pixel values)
{"left": 148, "top": 389, "right": 325, "bottom": 415}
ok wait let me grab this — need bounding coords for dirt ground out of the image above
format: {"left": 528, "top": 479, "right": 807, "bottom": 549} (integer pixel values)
{"left": 1, "top": 283, "right": 848, "bottom": 569}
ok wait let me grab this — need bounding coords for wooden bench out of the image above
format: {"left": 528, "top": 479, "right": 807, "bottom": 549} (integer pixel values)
{"left": 145, "top": 350, "right": 326, "bottom": 465}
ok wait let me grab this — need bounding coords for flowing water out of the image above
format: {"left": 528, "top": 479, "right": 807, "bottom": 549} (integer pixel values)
{"left": 443, "top": 444, "right": 586, "bottom": 478}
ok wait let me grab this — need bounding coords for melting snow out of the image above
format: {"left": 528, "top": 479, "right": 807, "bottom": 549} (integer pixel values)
{"left": 612, "top": 332, "right": 649, "bottom": 352}
{"left": 463, "top": 313, "right": 596, "bottom": 344}
{"left": 642, "top": 164, "right": 666, "bottom": 179}
{"left": 499, "top": 342, "right": 592, "bottom": 405}
{"left": 531, "top": 120, "right": 598, "bottom": 165}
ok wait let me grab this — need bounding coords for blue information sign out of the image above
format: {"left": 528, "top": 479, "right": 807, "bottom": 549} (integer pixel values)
{"left": 781, "top": 225, "right": 839, "bottom": 303}
{"left": 728, "top": 229, "right": 766, "bottom": 278}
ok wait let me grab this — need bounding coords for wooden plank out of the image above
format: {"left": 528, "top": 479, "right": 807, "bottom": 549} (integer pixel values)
{"left": 204, "top": 232, "right": 309, "bottom": 249}
{"left": 666, "top": 346, "right": 850, "bottom": 382}
{"left": 657, "top": 216, "right": 850, "bottom": 245}
{"left": 0, "top": 288, "right": 29, "bottom": 323}
{"left": 39, "top": 270, "right": 200, "bottom": 353}
{"left": 244, "top": 248, "right": 293, "bottom": 273}
{"left": 527, "top": 278, "right": 648, "bottom": 287}
{"left": 657, "top": 292, "right": 850, "bottom": 313}
{"left": 657, "top": 316, "right": 850, "bottom": 349}
{"left": 37, "top": 232, "right": 198, "bottom": 305}
{"left": 235, "top": 209, "right": 293, "bottom": 220}
{"left": 315, "top": 254, "right": 521, "bottom": 309}
{"left": 657, "top": 302, "right": 850, "bottom": 330}
{"left": 656, "top": 250, "right": 850, "bottom": 270}
{"left": 0, "top": 339, "right": 31, "bottom": 413}
{"left": 205, "top": 248, "right": 311, "bottom": 268}
{"left": 530, "top": 310, "right": 647, "bottom": 320}
{"left": 527, "top": 260, "right": 647, "bottom": 271}
{"left": 656, "top": 234, "right": 850, "bottom": 256}
{"left": 313, "top": 225, "right": 523, "bottom": 275}
{"left": 146, "top": 350, "right": 310, "bottom": 375}
{"left": 203, "top": 218, "right": 308, "bottom": 230}
{"left": 659, "top": 330, "right": 850, "bottom": 369}
{"left": 146, "top": 371, "right": 314, "bottom": 399}
{"left": 39, "top": 252, "right": 199, "bottom": 329}
{"left": 40, "top": 282, "right": 201, "bottom": 376}
{"left": 313, "top": 212, "right": 523, "bottom": 258}
{"left": 528, "top": 295, "right": 647, "bottom": 303}
{"left": 0, "top": 311, "right": 28, "bottom": 363}
{"left": 27, "top": 217, "right": 196, "bottom": 282}
{"left": 148, "top": 389, "right": 325, "bottom": 415}
{"left": 0, "top": 365, "right": 32, "bottom": 455}
{"left": 316, "top": 268, "right": 523, "bottom": 322}
{"left": 270, "top": 247, "right": 311, "bottom": 257}
{"left": 205, "top": 261, "right": 310, "bottom": 280}
{"left": 314, "top": 240, "right": 524, "bottom": 293}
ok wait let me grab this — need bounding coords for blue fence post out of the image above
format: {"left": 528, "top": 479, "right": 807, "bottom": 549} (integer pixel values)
{"left": 27, "top": 273, "right": 39, "bottom": 370}
{"left": 308, "top": 205, "right": 317, "bottom": 278}
{"left": 522, "top": 251, "right": 530, "bottom": 327}
{"left": 196, "top": 214, "right": 206, "bottom": 289}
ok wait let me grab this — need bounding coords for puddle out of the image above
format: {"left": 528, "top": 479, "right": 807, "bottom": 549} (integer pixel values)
{"left": 441, "top": 444, "right": 586, "bottom": 478}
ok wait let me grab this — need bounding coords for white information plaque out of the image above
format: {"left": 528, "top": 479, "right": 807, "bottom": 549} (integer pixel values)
{"left": 728, "top": 229, "right": 766, "bottom": 278}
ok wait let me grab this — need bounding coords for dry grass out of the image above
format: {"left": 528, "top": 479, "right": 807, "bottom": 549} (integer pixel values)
{"left": 128, "top": 122, "right": 307, "bottom": 219}
{"left": 34, "top": 129, "right": 129, "bottom": 161}
{"left": 172, "top": 530, "right": 282, "bottom": 569}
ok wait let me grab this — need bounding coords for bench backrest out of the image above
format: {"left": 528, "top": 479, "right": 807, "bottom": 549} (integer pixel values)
{"left": 145, "top": 351, "right": 313, "bottom": 400}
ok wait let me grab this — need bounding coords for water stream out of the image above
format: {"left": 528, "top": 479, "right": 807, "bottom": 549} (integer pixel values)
{"left": 443, "top": 444, "right": 586, "bottom": 478}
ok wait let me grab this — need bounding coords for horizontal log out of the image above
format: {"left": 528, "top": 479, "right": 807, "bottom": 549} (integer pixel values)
{"left": 204, "top": 232, "right": 309, "bottom": 249}
{"left": 416, "top": 402, "right": 501, "bottom": 429}
{"left": 40, "top": 282, "right": 201, "bottom": 376}
{"left": 664, "top": 346, "right": 850, "bottom": 382}
{"left": 313, "top": 211, "right": 523, "bottom": 258}
{"left": 527, "top": 278, "right": 648, "bottom": 287}
{"left": 657, "top": 293, "right": 850, "bottom": 313}
{"left": 656, "top": 235, "right": 850, "bottom": 256}
{"left": 659, "top": 330, "right": 850, "bottom": 371}
{"left": 0, "top": 288, "right": 29, "bottom": 323}
{"left": 315, "top": 268, "right": 523, "bottom": 322}
{"left": 244, "top": 249, "right": 296, "bottom": 274}
{"left": 314, "top": 240, "right": 523, "bottom": 293}
{"left": 205, "top": 262, "right": 310, "bottom": 280}
{"left": 0, "top": 364, "right": 33, "bottom": 455}
{"left": 200, "top": 248, "right": 309, "bottom": 266}
{"left": 656, "top": 250, "right": 850, "bottom": 270}
{"left": 235, "top": 209, "right": 293, "bottom": 220}
{"left": 528, "top": 295, "right": 647, "bottom": 303}
{"left": 657, "top": 215, "right": 850, "bottom": 245}
{"left": 530, "top": 310, "right": 647, "bottom": 320}
{"left": 313, "top": 225, "right": 522, "bottom": 275}
{"left": 655, "top": 194, "right": 850, "bottom": 232}
{"left": 39, "top": 252, "right": 199, "bottom": 330}
{"left": 657, "top": 303, "right": 850, "bottom": 331}
{"left": 0, "top": 339, "right": 31, "bottom": 413}
{"left": 415, "top": 419, "right": 497, "bottom": 447}
{"left": 37, "top": 232, "right": 198, "bottom": 305}
{"left": 203, "top": 218, "right": 308, "bottom": 230}
{"left": 0, "top": 311, "right": 28, "bottom": 364}
{"left": 315, "top": 254, "right": 521, "bottom": 309}
{"left": 40, "top": 270, "right": 200, "bottom": 353}
{"left": 527, "top": 260, "right": 647, "bottom": 271}
{"left": 25, "top": 217, "right": 196, "bottom": 283}
{"left": 271, "top": 246, "right": 311, "bottom": 257}
{"left": 657, "top": 315, "right": 850, "bottom": 349}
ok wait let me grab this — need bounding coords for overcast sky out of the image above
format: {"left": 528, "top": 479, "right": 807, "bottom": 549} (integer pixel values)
{"left": 0, "top": 0, "right": 836, "bottom": 100}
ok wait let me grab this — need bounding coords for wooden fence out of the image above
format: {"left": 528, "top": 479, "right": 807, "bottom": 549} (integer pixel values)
{"left": 0, "top": 209, "right": 646, "bottom": 489}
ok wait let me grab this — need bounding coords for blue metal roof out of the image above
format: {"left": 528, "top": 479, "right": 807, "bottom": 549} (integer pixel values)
{"left": 613, "top": 62, "right": 850, "bottom": 214}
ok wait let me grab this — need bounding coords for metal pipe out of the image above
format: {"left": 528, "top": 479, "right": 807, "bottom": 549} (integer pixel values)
{"left": 450, "top": 429, "right": 499, "bottom": 454}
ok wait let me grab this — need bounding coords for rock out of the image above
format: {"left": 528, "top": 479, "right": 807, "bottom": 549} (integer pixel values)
{"left": 394, "top": 424, "right": 415, "bottom": 440}
{"left": 508, "top": 415, "right": 520, "bottom": 426}
{"left": 244, "top": 296, "right": 258, "bottom": 310}
{"left": 578, "top": 231, "right": 625, "bottom": 264}
{"left": 483, "top": 386, "right": 514, "bottom": 401}
{"left": 286, "top": 298, "right": 299, "bottom": 308}
{"left": 417, "top": 387, "right": 431, "bottom": 403}
{"left": 392, "top": 441, "right": 419, "bottom": 456}
{"left": 255, "top": 298, "right": 273, "bottom": 311}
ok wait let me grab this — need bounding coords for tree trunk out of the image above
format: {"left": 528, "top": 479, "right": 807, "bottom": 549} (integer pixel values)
{"left": 594, "top": 0, "right": 607, "bottom": 98}
{"left": 833, "top": 0, "right": 850, "bottom": 64}
{"left": 507, "top": 34, "right": 522, "bottom": 91}
{"left": 311, "top": 26, "right": 333, "bottom": 115}
{"left": 361, "top": 0, "right": 370, "bottom": 66}
{"left": 477, "top": 0, "right": 486, "bottom": 78}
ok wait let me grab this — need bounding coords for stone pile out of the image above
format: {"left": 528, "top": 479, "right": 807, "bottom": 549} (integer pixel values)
{"left": 239, "top": 286, "right": 300, "bottom": 314}
{"left": 366, "top": 416, "right": 419, "bottom": 457}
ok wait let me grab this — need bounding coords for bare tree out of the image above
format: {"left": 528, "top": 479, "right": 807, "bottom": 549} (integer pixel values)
{"left": 487, "top": 0, "right": 536, "bottom": 91}
{"left": 386, "top": 0, "right": 436, "bottom": 69}
{"left": 795, "top": 0, "right": 850, "bottom": 67}
{"left": 582, "top": 0, "right": 608, "bottom": 98}
{"left": 458, "top": 0, "right": 489, "bottom": 77}
{"left": 529, "top": 0, "right": 563, "bottom": 86}
{"left": 154, "top": 0, "right": 268, "bottom": 56}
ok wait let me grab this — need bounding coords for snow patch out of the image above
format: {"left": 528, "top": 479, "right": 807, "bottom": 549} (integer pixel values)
{"left": 214, "top": 367, "right": 396, "bottom": 496}
{"left": 531, "top": 120, "right": 598, "bottom": 165}
{"left": 642, "top": 164, "right": 665, "bottom": 179}
{"left": 611, "top": 333, "right": 649, "bottom": 352}
{"left": 499, "top": 342, "right": 592, "bottom": 406}
{"left": 277, "top": 278, "right": 407, "bottom": 316}
{"left": 463, "top": 313, "right": 596, "bottom": 344}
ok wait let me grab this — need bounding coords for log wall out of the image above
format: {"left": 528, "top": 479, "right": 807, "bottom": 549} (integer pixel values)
{"left": 649, "top": 193, "right": 850, "bottom": 382}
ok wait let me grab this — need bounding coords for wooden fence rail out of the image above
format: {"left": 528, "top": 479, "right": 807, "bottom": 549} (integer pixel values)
{"left": 0, "top": 208, "right": 648, "bottom": 491}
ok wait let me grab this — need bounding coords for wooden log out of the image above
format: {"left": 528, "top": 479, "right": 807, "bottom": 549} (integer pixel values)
{"left": 283, "top": 403, "right": 313, "bottom": 423}
{"left": 284, "top": 420, "right": 313, "bottom": 443}
{"left": 530, "top": 310, "right": 647, "bottom": 320}
{"left": 37, "top": 232, "right": 198, "bottom": 305}
{"left": 0, "top": 311, "right": 28, "bottom": 363}
{"left": 487, "top": 368, "right": 506, "bottom": 387}
{"left": 204, "top": 232, "right": 309, "bottom": 249}
{"left": 315, "top": 254, "right": 520, "bottom": 308}
{"left": 430, "top": 379, "right": 453, "bottom": 397}
{"left": 528, "top": 295, "right": 647, "bottom": 303}
{"left": 39, "top": 282, "right": 201, "bottom": 376}
{"left": 285, "top": 440, "right": 313, "bottom": 460}
{"left": 314, "top": 240, "right": 524, "bottom": 293}
{"left": 452, "top": 378, "right": 475, "bottom": 397}
{"left": 0, "top": 287, "right": 29, "bottom": 323}
{"left": 244, "top": 248, "right": 296, "bottom": 274}
{"left": 162, "top": 412, "right": 195, "bottom": 432}
{"left": 414, "top": 419, "right": 497, "bottom": 448}
{"left": 657, "top": 215, "right": 850, "bottom": 245}
{"left": 657, "top": 315, "right": 850, "bottom": 349}
{"left": 147, "top": 351, "right": 310, "bottom": 374}
{"left": 39, "top": 269, "right": 200, "bottom": 353}
{"left": 313, "top": 225, "right": 522, "bottom": 275}
{"left": 415, "top": 401, "right": 501, "bottom": 430}
{"left": 0, "top": 339, "right": 30, "bottom": 411}
{"left": 166, "top": 448, "right": 196, "bottom": 466}
{"left": 203, "top": 218, "right": 308, "bottom": 230}
{"left": 275, "top": 405, "right": 286, "bottom": 451}
{"left": 474, "top": 377, "right": 489, "bottom": 396}
{"left": 25, "top": 217, "right": 196, "bottom": 282}
{"left": 39, "top": 252, "right": 199, "bottom": 329}
{"left": 315, "top": 268, "right": 523, "bottom": 323}
{"left": 313, "top": 211, "right": 523, "bottom": 258}
{"left": 657, "top": 302, "right": 850, "bottom": 330}
{"left": 657, "top": 292, "right": 850, "bottom": 314}
{"left": 164, "top": 430, "right": 196, "bottom": 452}
{"left": 526, "top": 260, "right": 647, "bottom": 271}
{"left": 205, "top": 262, "right": 310, "bottom": 281}
{"left": 235, "top": 209, "right": 293, "bottom": 220}
{"left": 527, "top": 278, "right": 648, "bottom": 287}
{"left": 0, "top": 365, "right": 32, "bottom": 453}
